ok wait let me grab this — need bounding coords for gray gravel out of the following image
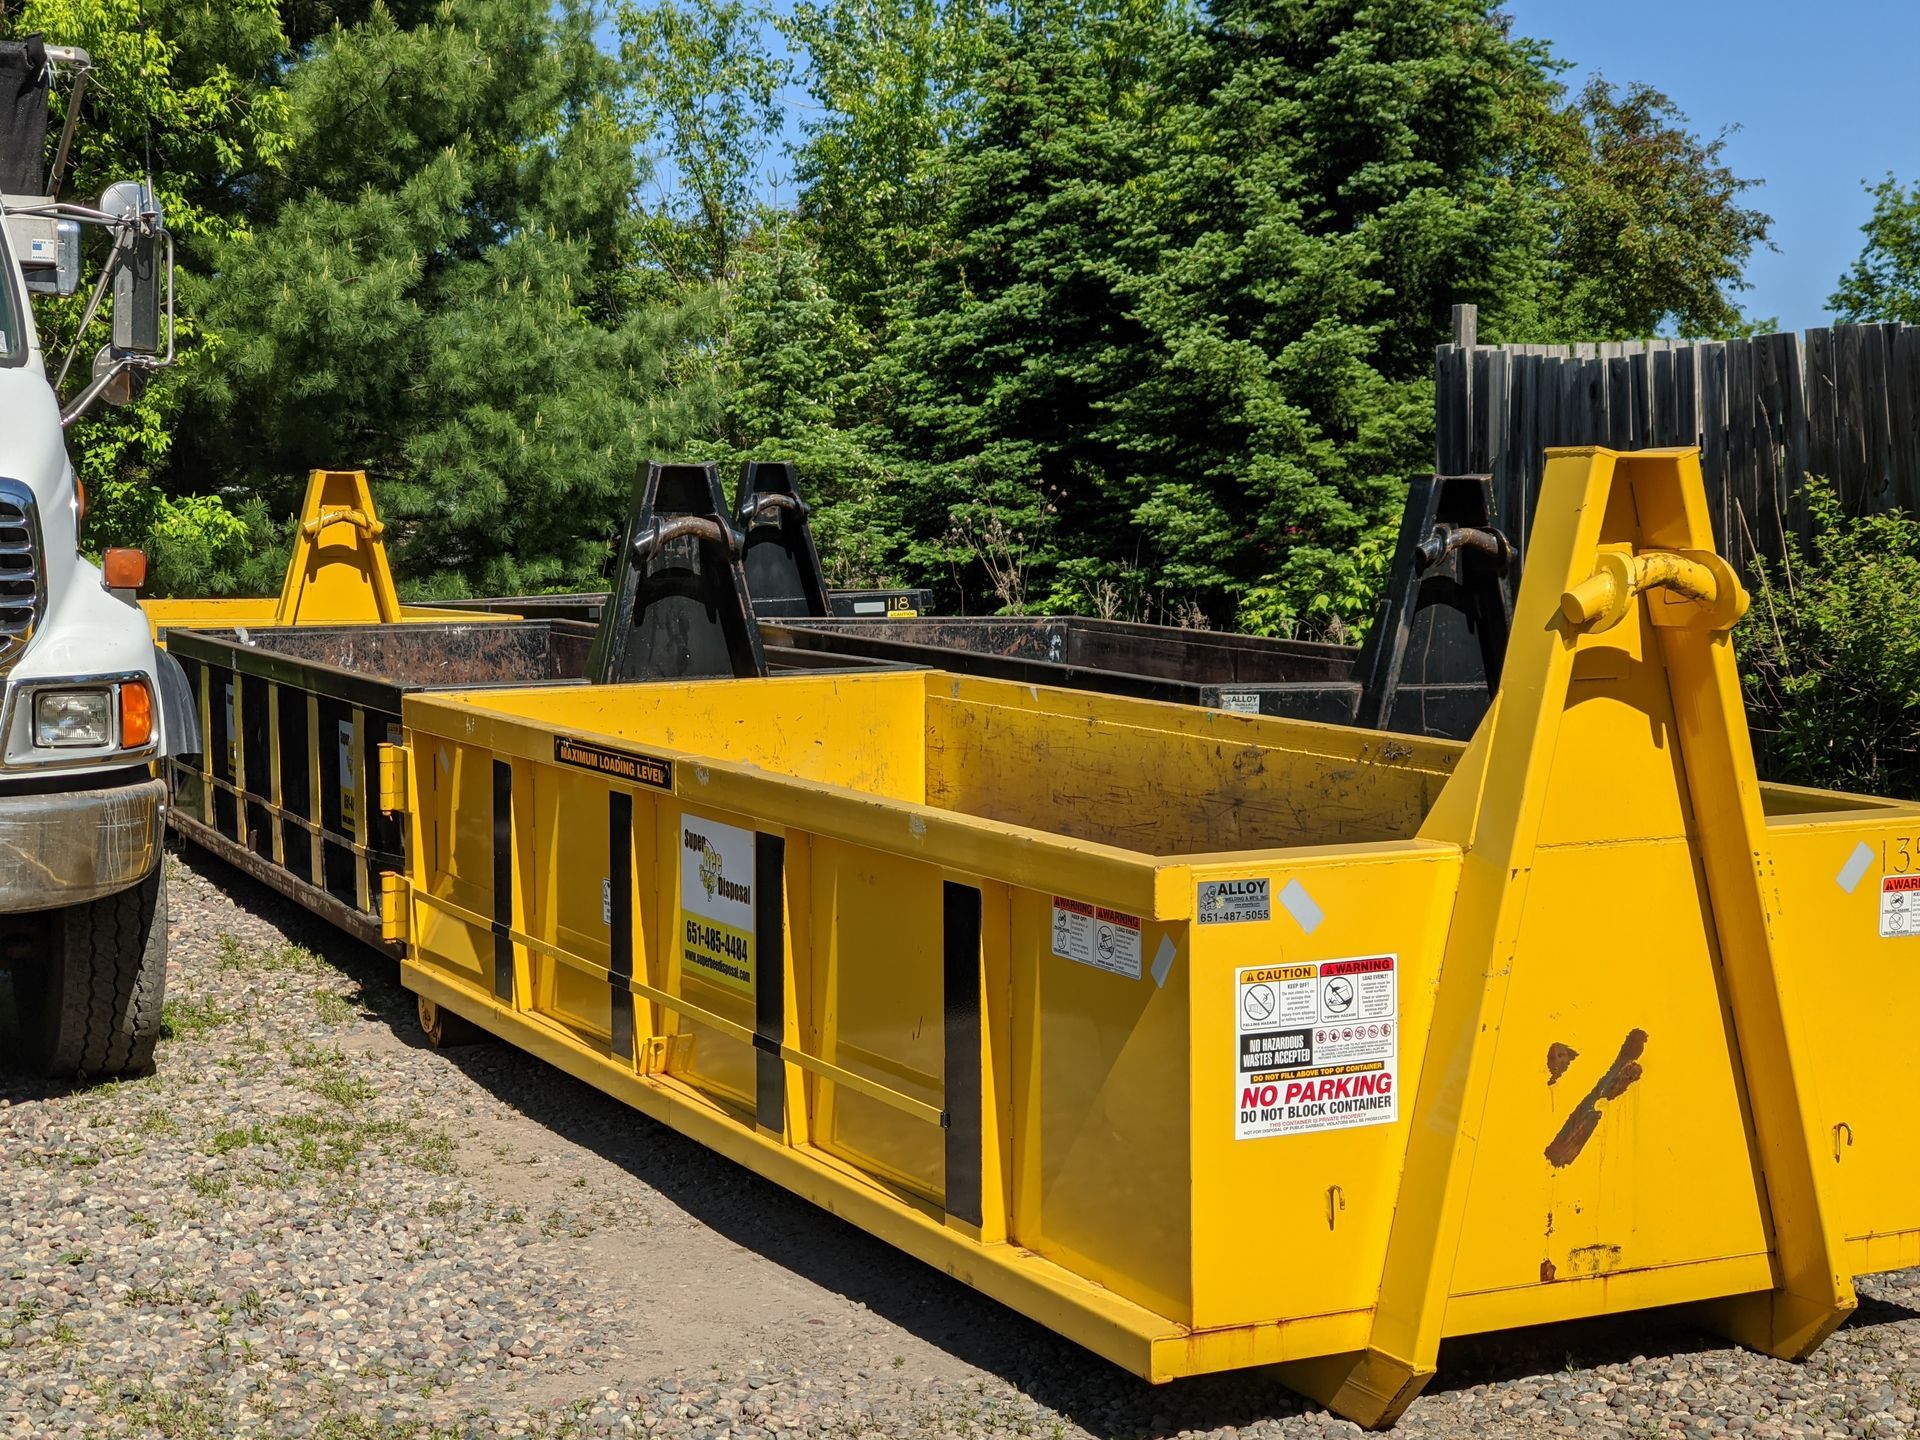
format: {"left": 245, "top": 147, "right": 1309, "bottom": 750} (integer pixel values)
{"left": 5, "top": 842, "right": 1920, "bottom": 1438}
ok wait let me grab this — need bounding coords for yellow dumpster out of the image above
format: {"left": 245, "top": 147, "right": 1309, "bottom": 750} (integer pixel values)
{"left": 388, "top": 447, "right": 1920, "bottom": 1427}
{"left": 140, "top": 468, "right": 488, "bottom": 636}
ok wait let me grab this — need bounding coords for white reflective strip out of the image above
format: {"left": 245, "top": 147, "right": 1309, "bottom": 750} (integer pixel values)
{"left": 1278, "top": 878, "right": 1323, "bottom": 934}
{"left": 1150, "top": 935, "right": 1176, "bottom": 988}
{"left": 1837, "top": 841, "right": 1875, "bottom": 895}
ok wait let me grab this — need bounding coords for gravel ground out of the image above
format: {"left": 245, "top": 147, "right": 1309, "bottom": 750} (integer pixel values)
{"left": 5, "top": 843, "right": 1920, "bottom": 1439}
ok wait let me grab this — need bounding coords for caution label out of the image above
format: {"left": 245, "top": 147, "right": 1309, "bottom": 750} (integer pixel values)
{"left": 680, "top": 817, "right": 755, "bottom": 993}
{"left": 1199, "top": 878, "right": 1270, "bottom": 925}
{"left": 1051, "top": 896, "right": 1142, "bottom": 979}
{"left": 1236, "top": 954, "right": 1397, "bottom": 1139}
{"left": 1882, "top": 875, "right": 1920, "bottom": 936}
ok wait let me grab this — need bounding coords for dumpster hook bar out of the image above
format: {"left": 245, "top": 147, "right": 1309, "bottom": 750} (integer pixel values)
{"left": 1415, "top": 523, "right": 1511, "bottom": 573}
{"left": 737, "top": 491, "right": 809, "bottom": 526}
{"left": 301, "top": 505, "right": 385, "bottom": 540}
{"left": 1558, "top": 548, "right": 1748, "bottom": 635}
{"left": 632, "top": 513, "right": 741, "bottom": 562}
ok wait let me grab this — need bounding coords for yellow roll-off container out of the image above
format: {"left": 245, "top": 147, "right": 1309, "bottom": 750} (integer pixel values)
{"left": 386, "top": 448, "right": 1920, "bottom": 1427}
{"left": 140, "top": 468, "right": 485, "bottom": 636}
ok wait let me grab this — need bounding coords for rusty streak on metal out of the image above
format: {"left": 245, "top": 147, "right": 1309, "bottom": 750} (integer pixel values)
{"left": 1546, "top": 1041, "right": 1579, "bottom": 1085}
{"left": 1544, "top": 1029, "right": 1648, "bottom": 1168}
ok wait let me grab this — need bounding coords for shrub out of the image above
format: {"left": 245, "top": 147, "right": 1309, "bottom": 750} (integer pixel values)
{"left": 1743, "top": 478, "right": 1920, "bottom": 798}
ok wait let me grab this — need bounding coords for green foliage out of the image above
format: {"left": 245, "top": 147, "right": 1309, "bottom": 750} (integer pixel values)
{"left": 783, "top": 0, "right": 991, "bottom": 328}
{"left": 4, "top": 0, "right": 1775, "bottom": 627}
{"left": 1831, "top": 175, "right": 1920, "bottom": 324}
{"left": 1744, "top": 480, "right": 1920, "bottom": 799}
{"left": 621, "top": 0, "right": 789, "bottom": 287}
{"left": 169, "top": 0, "right": 725, "bottom": 596}
{"left": 1497, "top": 77, "right": 1772, "bottom": 342}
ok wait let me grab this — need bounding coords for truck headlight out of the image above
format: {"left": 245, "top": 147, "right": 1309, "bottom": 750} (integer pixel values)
{"left": 34, "top": 689, "right": 113, "bottom": 747}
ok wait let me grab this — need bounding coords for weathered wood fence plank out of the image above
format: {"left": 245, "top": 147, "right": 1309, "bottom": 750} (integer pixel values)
{"left": 1434, "top": 316, "right": 1920, "bottom": 563}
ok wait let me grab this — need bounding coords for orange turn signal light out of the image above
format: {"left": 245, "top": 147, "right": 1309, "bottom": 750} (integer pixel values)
{"left": 119, "top": 679, "right": 153, "bottom": 749}
{"left": 103, "top": 547, "right": 148, "bottom": 591}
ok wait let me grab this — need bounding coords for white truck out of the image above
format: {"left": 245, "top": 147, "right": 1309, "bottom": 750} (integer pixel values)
{"left": 0, "top": 38, "right": 199, "bottom": 1077}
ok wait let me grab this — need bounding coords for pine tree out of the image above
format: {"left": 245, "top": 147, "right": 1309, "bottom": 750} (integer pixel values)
{"left": 171, "top": 0, "right": 722, "bottom": 595}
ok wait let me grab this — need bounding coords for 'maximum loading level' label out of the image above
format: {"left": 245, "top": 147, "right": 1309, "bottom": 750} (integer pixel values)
{"left": 1235, "top": 955, "right": 1397, "bottom": 1139}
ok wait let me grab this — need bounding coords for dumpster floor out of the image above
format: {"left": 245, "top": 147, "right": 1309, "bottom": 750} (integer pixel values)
{"left": 4, "top": 845, "right": 1918, "bottom": 1439}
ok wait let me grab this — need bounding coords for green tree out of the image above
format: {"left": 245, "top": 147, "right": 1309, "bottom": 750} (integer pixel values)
{"left": 1831, "top": 175, "right": 1920, "bottom": 324}
{"left": 1506, "top": 76, "right": 1772, "bottom": 341}
{"left": 799, "top": 0, "right": 1774, "bottom": 628}
{"left": 713, "top": 222, "right": 911, "bottom": 584}
{"left": 170, "top": 0, "right": 723, "bottom": 596}
{"left": 783, "top": 0, "right": 991, "bottom": 329}
{"left": 867, "top": 0, "right": 1167, "bottom": 613}
{"left": 1107, "top": 0, "right": 1558, "bottom": 629}
{"left": 621, "top": 0, "right": 789, "bottom": 288}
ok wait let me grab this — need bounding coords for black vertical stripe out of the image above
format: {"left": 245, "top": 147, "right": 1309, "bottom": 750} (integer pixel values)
{"left": 753, "top": 834, "right": 787, "bottom": 1134}
{"left": 608, "top": 791, "right": 635, "bottom": 1061}
{"left": 491, "top": 760, "right": 514, "bottom": 1003}
{"left": 943, "top": 881, "right": 983, "bottom": 1227}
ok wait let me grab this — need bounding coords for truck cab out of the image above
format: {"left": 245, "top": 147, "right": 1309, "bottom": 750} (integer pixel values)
{"left": 0, "top": 37, "right": 198, "bottom": 1077}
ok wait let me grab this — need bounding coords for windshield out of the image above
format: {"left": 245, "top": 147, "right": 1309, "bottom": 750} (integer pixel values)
{"left": 0, "top": 228, "right": 22, "bottom": 366}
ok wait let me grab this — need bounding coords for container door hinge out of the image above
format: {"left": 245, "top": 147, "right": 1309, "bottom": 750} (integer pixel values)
{"left": 378, "top": 742, "right": 410, "bottom": 814}
{"left": 380, "top": 871, "right": 410, "bottom": 943}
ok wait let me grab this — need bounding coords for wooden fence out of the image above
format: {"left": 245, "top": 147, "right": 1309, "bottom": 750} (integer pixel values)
{"left": 1434, "top": 304, "right": 1920, "bottom": 567}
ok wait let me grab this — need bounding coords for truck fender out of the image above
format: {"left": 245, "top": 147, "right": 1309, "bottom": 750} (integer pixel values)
{"left": 154, "top": 648, "right": 201, "bottom": 761}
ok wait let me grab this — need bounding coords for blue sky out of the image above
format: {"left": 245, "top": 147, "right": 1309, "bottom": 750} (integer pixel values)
{"left": 1504, "top": 0, "right": 1920, "bottom": 332}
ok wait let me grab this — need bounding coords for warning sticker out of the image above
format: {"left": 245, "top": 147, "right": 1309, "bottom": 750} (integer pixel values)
{"left": 680, "top": 817, "right": 756, "bottom": 993}
{"left": 338, "top": 720, "right": 358, "bottom": 834}
{"left": 1882, "top": 875, "right": 1920, "bottom": 936}
{"left": 1051, "top": 896, "right": 1142, "bottom": 979}
{"left": 1236, "top": 954, "right": 1397, "bottom": 1139}
{"left": 1199, "top": 878, "right": 1270, "bottom": 925}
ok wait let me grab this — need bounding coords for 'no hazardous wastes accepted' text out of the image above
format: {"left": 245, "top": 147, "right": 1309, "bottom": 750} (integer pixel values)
{"left": 1236, "top": 955, "right": 1398, "bottom": 1139}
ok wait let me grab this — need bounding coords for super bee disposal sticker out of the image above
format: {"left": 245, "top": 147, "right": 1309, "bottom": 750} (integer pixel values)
{"left": 1236, "top": 955, "right": 1397, "bottom": 1139}
{"left": 680, "top": 817, "right": 756, "bottom": 993}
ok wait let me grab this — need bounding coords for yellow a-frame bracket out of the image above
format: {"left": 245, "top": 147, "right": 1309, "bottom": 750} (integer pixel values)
{"left": 1281, "top": 447, "right": 1855, "bottom": 1428}
{"left": 271, "top": 468, "right": 403, "bottom": 626}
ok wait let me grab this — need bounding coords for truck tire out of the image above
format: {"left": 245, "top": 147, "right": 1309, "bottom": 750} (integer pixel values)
{"left": 19, "top": 867, "right": 167, "bottom": 1078}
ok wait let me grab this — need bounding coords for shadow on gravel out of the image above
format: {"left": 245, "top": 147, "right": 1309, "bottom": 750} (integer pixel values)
{"left": 174, "top": 841, "right": 1920, "bottom": 1438}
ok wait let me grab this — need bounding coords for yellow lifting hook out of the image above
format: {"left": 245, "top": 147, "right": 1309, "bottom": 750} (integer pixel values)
{"left": 1560, "top": 547, "right": 1750, "bottom": 635}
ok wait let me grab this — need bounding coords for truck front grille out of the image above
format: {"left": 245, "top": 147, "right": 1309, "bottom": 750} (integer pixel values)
{"left": 0, "top": 479, "right": 43, "bottom": 671}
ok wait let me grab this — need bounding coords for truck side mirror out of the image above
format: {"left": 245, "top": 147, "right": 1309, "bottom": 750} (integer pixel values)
{"left": 99, "top": 180, "right": 164, "bottom": 356}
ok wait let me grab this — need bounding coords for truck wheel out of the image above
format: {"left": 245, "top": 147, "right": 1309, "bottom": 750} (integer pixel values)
{"left": 19, "top": 868, "right": 168, "bottom": 1079}
{"left": 415, "top": 992, "right": 484, "bottom": 1049}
